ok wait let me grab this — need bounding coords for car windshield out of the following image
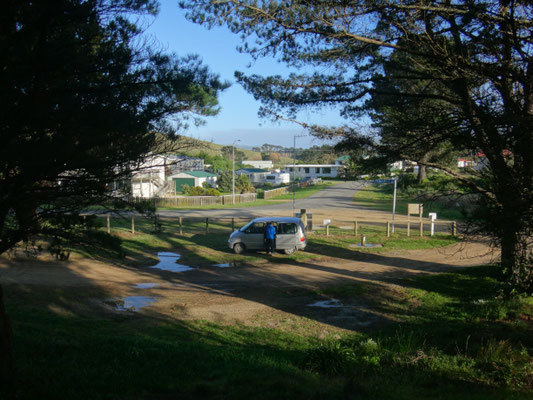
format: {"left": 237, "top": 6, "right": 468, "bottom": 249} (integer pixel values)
{"left": 239, "top": 221, "right": 253, "bottom": 232}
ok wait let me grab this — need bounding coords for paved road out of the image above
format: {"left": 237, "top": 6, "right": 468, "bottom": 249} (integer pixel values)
{"left": 157, "top": 180, "right": 370, "bottom": 220}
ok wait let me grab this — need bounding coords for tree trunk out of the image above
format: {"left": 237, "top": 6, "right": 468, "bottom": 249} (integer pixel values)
{"left": 500, "top": 219, "right": 533, "bottom": 294}
{"left": 417, "top": 164, "right": 427, "bottom": 183}
{"left": 0, "top": 284, "right": 15, "bottom": 387}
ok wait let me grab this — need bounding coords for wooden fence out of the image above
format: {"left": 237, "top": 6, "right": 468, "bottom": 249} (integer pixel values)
{"left": 263, "top": 187, "right": 289, "bottom": 200}
{"left": 98, "top": 214, "right": 457, "bottom": 238}
{"left": 133, "top": 193, "right": 256, "bottom": 208}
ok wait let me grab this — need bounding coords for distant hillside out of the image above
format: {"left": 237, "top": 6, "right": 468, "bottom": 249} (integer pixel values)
{"left": 178, "top": 138, "right": 262, "bottom": 161}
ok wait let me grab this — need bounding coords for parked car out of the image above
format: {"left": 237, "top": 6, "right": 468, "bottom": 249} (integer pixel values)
{"left": 228, "top": 217, "right": 307, "bottom": 255}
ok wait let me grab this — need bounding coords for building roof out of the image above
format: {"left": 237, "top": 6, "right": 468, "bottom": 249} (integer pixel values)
{"left": 336, "top": 155, "right": 350, "bottom": 162}
{"left": 237, "top": 168, "right": 269, "bottom": 173}
{"left": 181, "top": 171, "right": 217, "bottom": 178}
{"left": 284, "top": 164, "right": 339, "bottom": 168}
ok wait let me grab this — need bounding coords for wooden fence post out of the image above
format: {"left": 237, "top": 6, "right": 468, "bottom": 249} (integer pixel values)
{"left": 387, "top": 221, "right": 391, "bottom": 237}
{"left": 354, "top": 220, "right": 358, "bottom": 236}
{"left": 407, "top": 222, "right": 410, "bottom": 237}
{"left": 452, "top": 221, "right": 457, "bottom": 236}
{"left": 107, "top": 215, "right": 110, "bottom": 234}
{"left": 131, "top": 215, "right": 135, "bottom": 235}
{"left": 179, "top": 217, "right": 182, "bottom": 235}
{"left": 326, "top": 224, "right": 329, "bottom": 236}
{"left": 419, "top": 221, "right": 424, "bottom": 237}
{"left": 205, "top": 218, "right": 209, "bottom": 235}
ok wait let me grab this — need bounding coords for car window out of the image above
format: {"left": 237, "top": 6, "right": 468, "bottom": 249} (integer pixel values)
{"left": 278, "top": 223, "right": 297, "bottom": 235}
{"left": 245, "top": 222, "right": 265, "bottom": 234}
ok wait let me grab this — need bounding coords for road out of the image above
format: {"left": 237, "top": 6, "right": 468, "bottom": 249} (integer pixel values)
{"left": 157, "top": 180, "right": 373, "bottom": 220}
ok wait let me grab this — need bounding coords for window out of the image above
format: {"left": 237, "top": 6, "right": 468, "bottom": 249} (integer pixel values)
{"left": 315, "top": 168, "right": 320, "bottom": 173}
{"left": 288, "top": 167, "right": 293, "bottom": 172}
{"left": 304, "top": 167, "right": 310, "bottom": 173}
{"left": 245, "top": 222, "right": 265, "bottom": 234}
{"left": 322, "top": 167, "right": 331, "bottom": 174}
{"left": 266, "top": 175, "right": 275, "bottom": 180}
{"left": 277, "top": 223, "right": 297, "bottom": 235}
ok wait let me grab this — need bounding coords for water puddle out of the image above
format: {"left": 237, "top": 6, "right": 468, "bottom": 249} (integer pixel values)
{"left": 307, "top": 299, "right": 344, "bottom": 308}
{"left": 149, "top": 252, "right": 194, "bottom": 273}
{"left": 212, "top": 263, "right": 232, "bottom": 268}
{"left": 135, "top": 283, "right": 160, "bottom": 289}
{"left": 115, "top": 296, "right": 157, "bottom": 311}
{"left": 349, "top": 243, "right": 383, "bottom": 248}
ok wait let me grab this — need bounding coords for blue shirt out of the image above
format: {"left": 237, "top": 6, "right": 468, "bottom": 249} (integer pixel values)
{"left": 265, "top": 224, "right": 276, "bottom": 239}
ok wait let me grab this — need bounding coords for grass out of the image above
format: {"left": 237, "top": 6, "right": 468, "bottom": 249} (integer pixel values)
{"left": 74, "top": 215, "right": 461, "bottom": 268}
{"left": 353, "top": 183, "right": 466, "bottom": 221}
{"left": 274, "top": 181, "right": 337, "bottom": 200}
{"left": 3, "top": 265, "right": 532, "bottom": 399}
{"left": 156, "top": 181, "right": 337, "bottom": 210}
{"left": 157, "top": 198, "right": 286, "bottom": 210}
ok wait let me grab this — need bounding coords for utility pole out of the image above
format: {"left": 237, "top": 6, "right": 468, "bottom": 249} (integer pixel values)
{"left": 232, "top": 139, "right": 241, "bottom": 205}
{"left": 292, "top": 134, "right": 306, "bottom": 214}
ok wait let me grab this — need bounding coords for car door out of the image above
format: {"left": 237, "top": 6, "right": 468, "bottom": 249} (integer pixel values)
{"left": 276, "top": 223, "right": 297, "bottom": 249}
{"left": 243, "top": 222, "right": 265, "bottom": 249}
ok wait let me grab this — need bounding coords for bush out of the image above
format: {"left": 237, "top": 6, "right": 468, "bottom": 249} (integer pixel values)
{"left": 205, "top": 188, "right": 221, "bottom": 196}
{"left": 180, "top": 184, "right": 190, "bottom": 195}
{"left": 187, "top": 186, "right": 205, "bottom": 196}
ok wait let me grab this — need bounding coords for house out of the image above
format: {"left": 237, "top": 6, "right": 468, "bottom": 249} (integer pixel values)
{"left": 130, "top": 155, "right": 168, "bottom": 198}
{"left": 457, "top": 158, "right": 476, "bottom": 168}
{"left": 130, "top": 154, "right": 205, "bottom": 198}
{"left": 171, "top": 171, "right": 218, "bottom": 193}
{"left": 283, "top": 164, "right": 343, "bottom": 179}
{"left": 263, "top": 172, "right": 291, "bottom": 185}
{"left": 236, "top": 168, "right": 270, "bottom": 184}
{"left": 242, "top": 160, "right": 273, "bottom": 169}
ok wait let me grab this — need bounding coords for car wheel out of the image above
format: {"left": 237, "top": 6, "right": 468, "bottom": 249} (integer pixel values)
{"left": 233, "top": 243, "right": 245, "bottom": 254}
{"left": 283, "top": 247, "right": 296, "bottom": 255}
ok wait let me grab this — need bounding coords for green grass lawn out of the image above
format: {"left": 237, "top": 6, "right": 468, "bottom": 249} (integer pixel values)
{"left": 354, "top": 183, "right": 466, "bottom": 221}
{"left": 3, "top": 264, "right": 532, "bottom": 399}
{"left": 3, "top": 215, "right": 531, "bottom": 399}
{"left": 274, "top": 181, "right": 337, "bottom": 200}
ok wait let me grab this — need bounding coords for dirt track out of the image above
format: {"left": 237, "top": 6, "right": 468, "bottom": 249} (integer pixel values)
{"left": 0, "top": 239, "right": 497, "bottom": 333}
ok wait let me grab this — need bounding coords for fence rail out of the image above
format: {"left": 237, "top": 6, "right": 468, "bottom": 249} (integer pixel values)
{"left": 95, "top": 214, "right": 457, "bottom": 238}
{"left": 133, "top": 193, "right": 256, "bottom": 208}
{"left": 263, "top": 187, "right": 289, "bottom": 200}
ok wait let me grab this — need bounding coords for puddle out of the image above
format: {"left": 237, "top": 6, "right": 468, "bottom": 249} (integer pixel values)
{"left": 349, "top": 243, "right": 383, "bottom": 248}
{"left": 307, "top": 299, "right": 344, "bottom": 308}
{"left": 135, "top": 283, "right": 160, "bottom": 289}
{"left": 115, "top": 296, "right": 157, "bottom": 311}
{"left": 149, "top": 252, "right": 194, "bottom": 273}
{"left": 212, "top": 263, "right": 232, "bottom": 268}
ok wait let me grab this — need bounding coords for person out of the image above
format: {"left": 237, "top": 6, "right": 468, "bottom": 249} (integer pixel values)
{"left": 264, "top": 222, "right": 276, "bottom": 255}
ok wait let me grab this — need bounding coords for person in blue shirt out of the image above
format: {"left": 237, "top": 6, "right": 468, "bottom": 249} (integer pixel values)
{"left": 264, "top": 222, "right": 276, "bottom": 255}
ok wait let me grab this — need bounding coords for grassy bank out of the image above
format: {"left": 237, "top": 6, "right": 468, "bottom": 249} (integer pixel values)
{"left": 273, "top": 181, "right": 337, "bottom": 200}
{"left": 353, "top": 183, "right": 465, "bottom": 221}
{"left": 3, "top": 265, "right": 532, "bottom": 399}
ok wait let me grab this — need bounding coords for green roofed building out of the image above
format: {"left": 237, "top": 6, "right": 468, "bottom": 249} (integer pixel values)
{"left": 171, "top": 171, "right": 218, "bottom": 193}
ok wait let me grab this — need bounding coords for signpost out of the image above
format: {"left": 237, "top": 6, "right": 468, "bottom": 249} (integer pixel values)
{"left": 374, "top": 178, "right": 398, "bottom": 233}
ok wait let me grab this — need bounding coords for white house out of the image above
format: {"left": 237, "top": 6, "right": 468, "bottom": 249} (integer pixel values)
{"left": 236, "top": 168, "right": 270, "bottom": 184}
{"left": 242, "top": 160, "right": 273, "bottom": 169}
{"left": 263, "top": 173, "right": 291, "bottom": 185}
{"left": 131, "top": 155, "right": 167, "bottom": 198}
{"left": 130, "top": 154, "right": 205, "bottom": 198}
{"left": 283, "top": 164, "right": 343, "bottom": 179}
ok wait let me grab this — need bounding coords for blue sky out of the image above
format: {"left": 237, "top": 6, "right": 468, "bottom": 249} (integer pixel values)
{"left": 144, "top": 0, "right": 346, "bottom": 148}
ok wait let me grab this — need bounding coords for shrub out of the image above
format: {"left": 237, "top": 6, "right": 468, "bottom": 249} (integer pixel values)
{"left": 205, "top": 188, "right": 221, "bottom": 196}
{"left": 180, "top": 184, "right": 190, "bottom": 194}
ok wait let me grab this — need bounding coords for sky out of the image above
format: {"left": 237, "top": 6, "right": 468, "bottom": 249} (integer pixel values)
{"left": 144, "top": 0, "right": 346, "bottom": 149}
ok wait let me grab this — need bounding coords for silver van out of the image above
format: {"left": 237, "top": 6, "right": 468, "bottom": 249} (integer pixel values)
{"left": 228, "top": 217, "right": 307, "bottom": 255}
